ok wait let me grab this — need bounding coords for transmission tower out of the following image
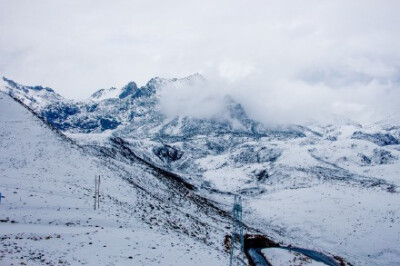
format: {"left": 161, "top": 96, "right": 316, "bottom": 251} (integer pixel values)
{"left": 229, "top": 195, "right": 245, "bottom": 266}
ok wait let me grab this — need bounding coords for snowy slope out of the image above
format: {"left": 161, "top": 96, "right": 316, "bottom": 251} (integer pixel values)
{"left": 0, "top": 93, "right": 231, "bottom": 265}
{"left": 247, "top": 182, "right": 400, "bottom": 265}
{"left": 90, "top": 86, "right": 121, "bottom": 101}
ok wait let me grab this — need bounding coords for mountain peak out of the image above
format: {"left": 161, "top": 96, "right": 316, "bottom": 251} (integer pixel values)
{"left": 90, "top": 87, "right": 119, "bottom": 101}
{"left": 2, "top": 77, "right": 55, "bottom": 93}
{"left": 146, "top": 73, "right": 205, "bottom": 90}
{"left": 119, "top": 81, "right": 138, "bottom": 99}
{"left": 90, "top": 81, "right": 142, "bottom": 101}
{"left": 0, "top": 77, "right": 63, "bottom": 110}
{"left": 185, "top": 73, "right": 205, "bottom": 81}
{"left": 2, "top": 76, "right": 19, "bottom": 88}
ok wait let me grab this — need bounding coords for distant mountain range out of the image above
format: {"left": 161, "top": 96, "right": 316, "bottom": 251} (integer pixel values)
{"left": 1, "top": 75, "right": 399, "bottom": 195}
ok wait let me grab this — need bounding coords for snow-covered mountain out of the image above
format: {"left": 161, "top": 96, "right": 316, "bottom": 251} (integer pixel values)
{"left": 1, "top": 75, "right": 400, "bottom": 265}
{"left": 0, "top": 77, "right": 65, "bottom": 110}
{"left": 0, "top": 89, "right": 236, "bottom": 265}
{"left": 2, "top": 75, "right": 399, "bottom": 193}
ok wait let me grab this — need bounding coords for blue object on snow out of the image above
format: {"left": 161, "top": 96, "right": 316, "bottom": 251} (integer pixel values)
{"left": 0, "top": 192, "right": 2, "bottom": 203}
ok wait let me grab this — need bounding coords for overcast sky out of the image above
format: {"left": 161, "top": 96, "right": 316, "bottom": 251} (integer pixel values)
{"left": 1, "top": 0, "right": 400, "bottom": 123}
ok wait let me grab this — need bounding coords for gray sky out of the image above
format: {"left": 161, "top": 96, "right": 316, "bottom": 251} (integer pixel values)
{"left": 1, "top": 0, "right": 400, "bottom": 123}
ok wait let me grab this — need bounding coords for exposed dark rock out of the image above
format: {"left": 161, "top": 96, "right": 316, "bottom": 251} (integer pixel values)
{"left": 372, "top": 149, "right": 396, "bottom": 165}
{"left": 153, "top": 145, "right": 184, "bottom": 163}
{"left": 351, "top": 131, "right": 399, "bottom": 146}
{"left": 360, "top": 154, "right": 371, "bottom": 165}
{"left": 255, "top": 169, "right": 269, "bottom": 181}
{"left": 231, "top": 146, "right": 281, "bottom": 164}
{"left": 119, "top": 82, "right": 137, "bottom": 99}
{"left": 359, "top": 149, "right": 396, "bottom": 165}
{"left": 99, "top": 117, "right": 120, "bottom": 130}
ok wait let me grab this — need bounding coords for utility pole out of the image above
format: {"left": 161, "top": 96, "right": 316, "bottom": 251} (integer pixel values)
{"left": 94, "top": 175, "right": 97, "bottom": 210}
{"left": 229, "top": 195, "right": 245, "bottom": 266}
{"left": 94, "top": 175, "right": 100, "bottom": 210}
{"left": 97, "top": 175, "right": 100, "bottom": 209}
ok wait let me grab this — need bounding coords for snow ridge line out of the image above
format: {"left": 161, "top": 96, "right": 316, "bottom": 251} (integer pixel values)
{"left": 2, "top": 92, "right": 77, "bottom": 146}
{"left": 308, "top": 152, "right": 398, "bottom": 192}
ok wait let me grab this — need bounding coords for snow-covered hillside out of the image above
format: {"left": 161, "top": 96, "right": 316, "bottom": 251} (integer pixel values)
{"left": 0, "top": 93, "right": 231, "bottom": 265}
{"left": 1, "top": 75, "right": 400, "bottom": 265}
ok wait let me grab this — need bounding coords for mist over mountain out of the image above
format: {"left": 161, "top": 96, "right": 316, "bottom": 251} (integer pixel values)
{"left": 2, "top": 1, "right": 400, "bottom": 127}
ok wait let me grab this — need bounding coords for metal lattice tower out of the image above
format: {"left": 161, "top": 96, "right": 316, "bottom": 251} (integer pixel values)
{"left": 229, "top": 195, "right": 245, "bottom": 266}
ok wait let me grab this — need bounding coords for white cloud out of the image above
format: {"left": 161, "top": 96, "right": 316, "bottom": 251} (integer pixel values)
{"left": 0, "top": 0, "right": 399, "bottom": 124}
{"left": 158, "top": 78, "right": 225, "bottom": 119}
{"left": 218, "top": 60, "right": 255, "bottom": 82}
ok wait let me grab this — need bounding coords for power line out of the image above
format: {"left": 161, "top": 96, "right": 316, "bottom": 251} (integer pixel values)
{"left": 229, "top": 194, "right": 246, "bottom": 266}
